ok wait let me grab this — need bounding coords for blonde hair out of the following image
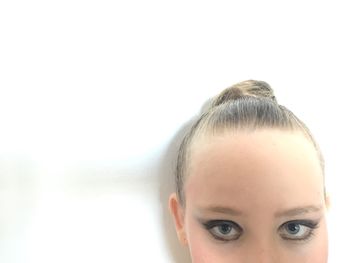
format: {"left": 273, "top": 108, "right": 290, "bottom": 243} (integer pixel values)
{"left": 176, "top": 80, "right": 325, "bottom": 205}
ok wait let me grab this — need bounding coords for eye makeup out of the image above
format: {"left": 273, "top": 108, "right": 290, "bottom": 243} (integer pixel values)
{"left": 201, "top": 220, "right": 243, "bottom": 241}
{"left": 279, "top": 219, "right": 320, "bottom": 242}
{"left": 199, "top": 218, "right": 321, "bottom": 243}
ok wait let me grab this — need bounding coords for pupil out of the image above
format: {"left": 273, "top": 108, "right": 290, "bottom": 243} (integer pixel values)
{"left": 219, "top": 224, "right": 231, "bottom": 234}
{"left": 287, "top": 223, "right": 300, "bottom": 234}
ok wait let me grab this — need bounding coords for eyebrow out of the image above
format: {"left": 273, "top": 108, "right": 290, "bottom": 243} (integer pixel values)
{"left": 274, "top": 205, "right": 323, "bottom": 217}
{"left": 198, "top": 205, "right": 323, "bottom": 217}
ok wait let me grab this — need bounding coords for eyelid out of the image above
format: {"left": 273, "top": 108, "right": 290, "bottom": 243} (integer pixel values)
{"left": 279, "top": 219, "right": 320, "bottom": 241}
{"left": 199, "top": 218, "right": 320, "bottom": 243}
{"left": 279, "top": 219, "right": 320, "bottom": 229}
{"left": 202, "top": 220, "right": 243, "bottom": 241}
{"left": 203, "top": 220, "right": 243, "bottom": 231}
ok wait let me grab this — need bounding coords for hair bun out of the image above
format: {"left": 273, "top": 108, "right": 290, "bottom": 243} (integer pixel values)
{"left": 212, "top": 80, "right": 277, "bottom": 107}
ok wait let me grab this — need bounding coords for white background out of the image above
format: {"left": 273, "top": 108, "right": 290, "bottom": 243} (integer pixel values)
{"left": 0, "top": 0, "right": 349, "bottom": 262}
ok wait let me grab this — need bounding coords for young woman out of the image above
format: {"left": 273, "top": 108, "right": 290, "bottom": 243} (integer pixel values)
{"left": 169, "top": 80, "right": 329, "bottom": 262}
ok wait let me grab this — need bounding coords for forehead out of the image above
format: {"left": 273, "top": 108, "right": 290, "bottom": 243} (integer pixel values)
{"left": 185, "top": 129, "right": 324, "bottom": 213}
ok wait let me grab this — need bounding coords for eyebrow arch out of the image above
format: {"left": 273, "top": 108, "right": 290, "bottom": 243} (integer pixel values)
{"left": 199, "top": 206, "right": 243, "bottom": 216}
{"left": 274, "top": 205, "right": 323, "bottom": 217}
{"left": 198, "top": 205, "right": 323, "bottom": 217}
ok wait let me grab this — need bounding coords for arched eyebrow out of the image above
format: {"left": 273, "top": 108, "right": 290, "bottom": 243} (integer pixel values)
{"left": 197, "top": 205, "right": 322, "bottom": 217}
{"left": 274, "top": 205, "right": 323, "bottom": 217}
{"left": 197, "top": 206, "right": 243, "bottom": 216}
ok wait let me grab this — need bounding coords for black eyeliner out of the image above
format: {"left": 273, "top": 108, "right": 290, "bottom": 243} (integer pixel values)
{"left": 200, "top": 219, "right": 243, "bottom": 241}
{"left": 283, "top": 219, "right": 320, "bottom": 229}
{"left": 202, "top": 220, "right": 242, "bottom": 231}
{"left": 280, "top": 219, "right": 320, "bottom": 242}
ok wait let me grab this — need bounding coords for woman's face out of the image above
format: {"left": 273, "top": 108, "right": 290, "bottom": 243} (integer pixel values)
{"left": 169, "top": 129, "right": 329, "bottom": 262}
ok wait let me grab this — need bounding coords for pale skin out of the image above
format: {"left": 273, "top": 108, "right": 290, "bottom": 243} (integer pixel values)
{"left": 169, "top": 129, "right": 330, "bottom": 262}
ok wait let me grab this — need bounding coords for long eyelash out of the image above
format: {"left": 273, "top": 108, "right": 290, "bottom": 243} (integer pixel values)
{"left": 282, "top": 220, "right": 320, "bottom": 242}
{"left": 289, "top": 220, "right": 320, "bottom": 229}
{"left": 201, "top": 220, "right": 242, "bottom": 242}
{"left": 202, "top": 220, "right": 242, "bottom": 231}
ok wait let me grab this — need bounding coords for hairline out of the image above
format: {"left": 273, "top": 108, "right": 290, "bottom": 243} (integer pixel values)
{"left": 179, "top": 126, "right": 325, "bottom": 207}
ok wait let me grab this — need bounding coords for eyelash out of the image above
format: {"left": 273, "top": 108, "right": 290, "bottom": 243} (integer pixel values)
{"left": 279, "top": 220, "right": 319, "bottom": 242}
{"left": 202, "top": 219, "right": 320, "bottom": 242}
{"left": 203, "top": 220, "right": 242, "bottom": 241}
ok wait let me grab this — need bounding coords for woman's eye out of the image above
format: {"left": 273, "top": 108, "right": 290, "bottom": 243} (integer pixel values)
{"left": 203, "top": 220, "right": 242, "bottom": 241}
{"left": 280, "top": 220, "right": 319, "bottom": 241}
